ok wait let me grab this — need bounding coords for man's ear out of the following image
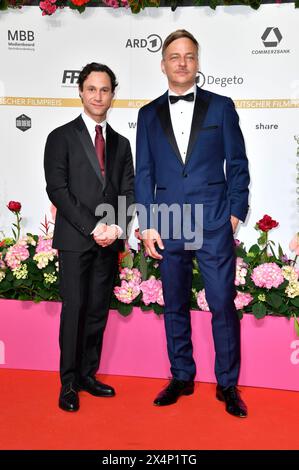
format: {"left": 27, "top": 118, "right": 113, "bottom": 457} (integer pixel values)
{"left": 161, "top": 59, "right": 165, "bottom": 75}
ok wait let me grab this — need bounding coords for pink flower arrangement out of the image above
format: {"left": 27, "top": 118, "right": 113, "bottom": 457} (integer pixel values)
{"left": 234, "top": 291, "right": 253, "bottom": 310}
{"left": 197, "top": 288, "right": 253, "bottom": 311}
{"left": 235, "top": 257, "right": 248, "bottom": 286}
{"left": 119, "top": 267, "right": 142, "bottom": 285}
{"left": 197, "top": 289, "right": 210, "bottom": 311}
{"left": 5, "top": 242, "right": 29, "bottom": 270}
{"left": 114, "top": 280, "right": 140, "bottom": 304}
{"left": 289, "top": 233, "right": 299, "bottom": 256}
{"left": 33, "top": 236, "right": 58, "bottom": 269}
{"left": 251, "top": 263, "right": 284, "bottom": 289}
{"left": 140, "top": 277, "right": 164, "bottom": 306}
{"left": 102, "top": 0, "right": 129, "bottom": 8}
{"left": 39, "top": 0, "right": 57, "bottom": 16}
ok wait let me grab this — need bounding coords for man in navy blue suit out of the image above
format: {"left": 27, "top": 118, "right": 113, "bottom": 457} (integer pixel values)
{"left": 135, "top": 30, "right": 250, "bottom": 417}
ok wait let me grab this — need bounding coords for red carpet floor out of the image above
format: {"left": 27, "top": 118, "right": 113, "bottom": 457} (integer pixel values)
{"left": 0, "top": 369, "right": 298, "bottom": 450}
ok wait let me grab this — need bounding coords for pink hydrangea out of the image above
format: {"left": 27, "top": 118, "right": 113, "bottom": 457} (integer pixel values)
{"left": 197, "top": 289, "right": 210, "bottom": 311}
{"left": 251, "top": 262, "right": 284, "bottom": 289}
{"left": 119, "top": 267, "right": 142, "bottom": 285}
{"left": 35, "top": 235, "right": 57, "bottom": 255}
{"left": 235, "top": 257, "right": 248, "bottom": 286}
{"left": 114, "top": 280, "right": 140, "bottom": 304}
{"left": 140, "top": 277, "right": 164, "bottom": 306}
{"left": 234, "top": 291, "right": 253, "bottom": 310}
{"left": 5, "top": 242, "right": 29, "bottom": 270}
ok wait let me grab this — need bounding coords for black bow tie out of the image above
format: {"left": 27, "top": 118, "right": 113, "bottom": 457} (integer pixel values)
{"left": 169, "top": 92, "right": 195, "bottom": 104}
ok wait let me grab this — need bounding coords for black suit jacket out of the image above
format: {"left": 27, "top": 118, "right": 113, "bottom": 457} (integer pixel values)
{"left": 44, "top": 115, "right": 134, "bottom": 252}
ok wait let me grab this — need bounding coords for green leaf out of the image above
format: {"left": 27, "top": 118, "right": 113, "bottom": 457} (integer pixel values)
{"left": 293, "top": 315, "right": 299, "bottom": 336}
{"left": 291, "top": 297, "right": 299, "bottom": 308}
{"left": 121, "top": 251, "right": 134, "bottom": 269}
{"left": 257, "top": 232, "right": 267, "bottom": 246}
{"left": 139, "top": 248, "right": 148, "bottom": 281}
{"left": 117, "top": 303, "right": 133, "bottom": 317}
{"left": 267, "top": 293, "right": 282, "bottom": 309}
{"left": 152, "top": 304, "right": 164, "bottom": 315}
{"left": 248, "top": 244, "right": 261, "bottom": 255}
{"left": 252, "top": 302, "right": 267, "bottom": 319}
{"left": 278, "top": 243, "right": 284, "bottom": 259}
{"left": 295, "top": 0, "right": 299, "bottom": 8}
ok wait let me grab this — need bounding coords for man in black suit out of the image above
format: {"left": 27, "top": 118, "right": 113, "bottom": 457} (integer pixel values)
{"left": 44, "top": 63, "right": 134, "bottom": 412}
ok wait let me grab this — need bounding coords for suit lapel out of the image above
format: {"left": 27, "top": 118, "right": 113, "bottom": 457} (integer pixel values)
{"left": 185, "top": 87, "right": 211, "bottom": 165}
{"left": 157, "top": 93, "right": 184, "bottom": 166}
{"left": 74, "top": 115, "right": 104, "bottom": 185}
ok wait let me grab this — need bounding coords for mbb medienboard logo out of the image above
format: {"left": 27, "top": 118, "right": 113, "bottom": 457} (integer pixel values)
{"left": 7, "top": 30, "right": 35, "bottom": 51}
{"left": 125, "top": 34, "right": 162, "bottom": 53}
{"left": 251, "top": 27, "right": 290, "bottom": 55}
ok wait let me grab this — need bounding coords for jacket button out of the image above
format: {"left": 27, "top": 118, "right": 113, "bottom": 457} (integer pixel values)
{"left": 184, "top": 174, "right": 188, "bottom": 178}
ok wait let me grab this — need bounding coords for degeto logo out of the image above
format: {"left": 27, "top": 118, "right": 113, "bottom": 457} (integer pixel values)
{"left": 197, "top": 72, "right": 244, "bottom": 88}
{"left": 261, "top": 27, "right": 282, "bottom": 48}
{"left": 125, "top": 34, "right": 162, "bottom": 53}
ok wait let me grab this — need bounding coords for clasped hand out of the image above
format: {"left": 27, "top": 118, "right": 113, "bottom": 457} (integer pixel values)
{"left": 93, "top": 224, "right": 119, "bottom": 247}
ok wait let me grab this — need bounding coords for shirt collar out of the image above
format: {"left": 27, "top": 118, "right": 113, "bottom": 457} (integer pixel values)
{"left": 168, "top": 84, "right": 197, "bottom": 97}
{"left": 81, "top": 111, "right": 107, "bottom": 135}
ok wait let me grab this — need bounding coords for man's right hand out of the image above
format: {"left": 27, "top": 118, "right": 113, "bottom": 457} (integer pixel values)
{"left": 142, "top": 229, "right": 164, "bottom": 259}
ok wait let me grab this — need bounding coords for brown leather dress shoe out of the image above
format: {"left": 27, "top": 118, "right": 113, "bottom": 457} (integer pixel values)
{"left": 216, "top": 385, "right": 248, "bottom": 418}
{"left": 154, "top": 378, "right": 194, "bottom": 406}
{"left": 77, "top": 376, "right": 115, "bottom": 397}
{"left": 59, "top": 383, "right": 79, "bottom": 412}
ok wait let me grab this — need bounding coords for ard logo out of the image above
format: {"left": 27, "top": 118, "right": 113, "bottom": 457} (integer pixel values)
{"left": 125, "top": 34, "right": 162, "bottom": 53}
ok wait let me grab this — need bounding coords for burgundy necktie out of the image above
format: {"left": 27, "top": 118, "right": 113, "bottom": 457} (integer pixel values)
{"left": 95, "top": 124, "right": 105, "bottom": 177}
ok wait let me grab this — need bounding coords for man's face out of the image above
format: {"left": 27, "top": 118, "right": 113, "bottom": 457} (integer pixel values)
{"left": 79, "top": 71, "right": 114, "bottom": 123}
{"left": 161, "top": 37, "right": 199, "bottom": 92}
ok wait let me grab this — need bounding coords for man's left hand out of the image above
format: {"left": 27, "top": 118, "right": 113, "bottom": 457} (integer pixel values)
{"left": 230, "top": 215, "right": 239, "bottom": 233}
{"left": 93, "top": 224, "right": 119, "bottom": 247}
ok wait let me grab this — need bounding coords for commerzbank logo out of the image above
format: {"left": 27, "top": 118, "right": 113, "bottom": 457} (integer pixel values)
{"left": 251, "top": 27, "right": 290, "bottom": 55}
{"left": 261, "top": 27, "right": 282, "bottom": 48}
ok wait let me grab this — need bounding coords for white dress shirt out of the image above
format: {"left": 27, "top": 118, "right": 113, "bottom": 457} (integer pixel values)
{"left": 168, "top": 84, "right": 196, "bottom": 163}
{"left": 81, "top": 111, "right": 107, "bottom": 143}
{"left": 81, "top": 112, "right": 122, "bottom": 238}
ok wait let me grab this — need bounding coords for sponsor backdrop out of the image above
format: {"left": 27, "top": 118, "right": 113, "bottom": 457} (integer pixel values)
{"left": 0, "top": 4, "right": 298, "bottom": 251}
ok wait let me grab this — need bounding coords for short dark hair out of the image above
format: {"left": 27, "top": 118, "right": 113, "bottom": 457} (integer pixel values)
{"left": 162, "top": 30, "right": 199, "bottom": 58}
{"left": 78, "top": 62, "right": 118, "bottom": 92}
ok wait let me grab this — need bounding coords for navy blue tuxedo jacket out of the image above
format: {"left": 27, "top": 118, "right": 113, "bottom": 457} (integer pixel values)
{"left": 135, "top": 87, "right": 250, "bottom": 237}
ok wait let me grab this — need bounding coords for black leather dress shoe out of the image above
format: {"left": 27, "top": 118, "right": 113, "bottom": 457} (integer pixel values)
{"left": 154, "top": 378, "right": 194, "bottom": 406}
{"left": 77, "top": 376, "right": 115, "bottom": 397}
{"left": 216, "top": 385, "right": 248, "bottom": 418}
{"left": 59, "top": 383, "right": 79, "bottom": 412}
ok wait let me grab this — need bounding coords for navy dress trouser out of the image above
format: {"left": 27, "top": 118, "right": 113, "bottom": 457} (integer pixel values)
{"left": 159, "top": 220, "right": 240, "bottom": 388}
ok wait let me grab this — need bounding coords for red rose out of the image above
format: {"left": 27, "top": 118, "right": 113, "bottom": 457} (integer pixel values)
{"left": 69, "top": 0, "right": 89, "bottom": 5}
{"left": 7, "top": 201, "right": 22, "bottom": 213}
{"left": 257, "top": 214, "right": 279, "bottom": 232}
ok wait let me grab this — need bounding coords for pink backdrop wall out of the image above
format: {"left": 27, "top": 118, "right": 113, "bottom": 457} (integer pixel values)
{"left": 0, "top": 300, "right": 298, "bottom": 391}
